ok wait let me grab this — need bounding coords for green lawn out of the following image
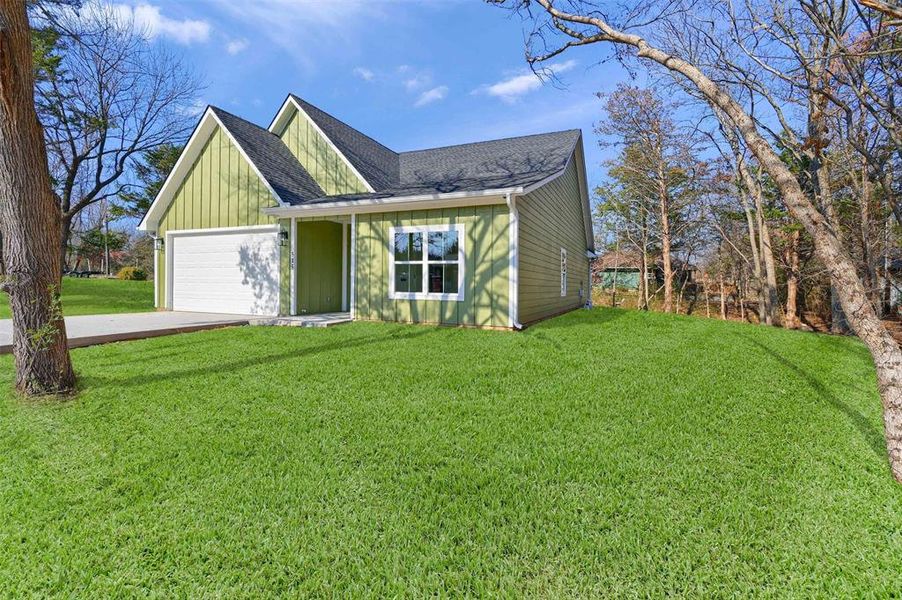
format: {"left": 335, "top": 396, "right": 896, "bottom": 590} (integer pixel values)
{"left": 1, "top": 309, "right": 900, "bottom": 596}
{"left": 0, "top": 277, "right": 154, "bottom": 319}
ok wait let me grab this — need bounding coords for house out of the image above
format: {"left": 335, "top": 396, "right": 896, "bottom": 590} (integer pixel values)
{"left": 592, "top": 250, "right": 696, "bottom": 291}
{"left": 138, "top": 95, "right": 595, "bottom": 328}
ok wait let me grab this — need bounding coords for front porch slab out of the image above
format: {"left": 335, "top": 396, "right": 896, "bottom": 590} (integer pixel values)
{"left": 248, "top": 312, "right": 352, "bottom": 328}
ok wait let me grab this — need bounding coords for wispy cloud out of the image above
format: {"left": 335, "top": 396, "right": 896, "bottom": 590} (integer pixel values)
{"left": 111, "top": 3, "right": 211, "bottom": 45}
{"left": 404, "top": 72, "right": 431, "bottom": 91}
{"left": 226, "top": 38, "right": 249, "bottom": 55}
{"left": 353, "top": 67, "right": 375, "bottom": 81}
{"left": 414, "top": 85, "right": 448, "bottom": 107}
{"left": 475, "top": 60, "right": 578, "bottom": 103}
{"left": 207, "top": 0, "right": 381, "bottom": 70}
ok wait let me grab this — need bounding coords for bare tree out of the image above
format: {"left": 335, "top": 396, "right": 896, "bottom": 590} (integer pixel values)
{"left": 32, "top": 2, "right": 199, "bottom": 267}
{"left": 0, "top": 0, "right": 75, "bottom": 395}
{"left": 597, "top": 85, "right": 706, "bottom": 312}
{"left": 494, "top": 0, "right": 902, "bottom": 482}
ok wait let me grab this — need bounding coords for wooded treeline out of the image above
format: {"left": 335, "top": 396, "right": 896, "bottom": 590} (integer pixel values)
{"left": 594, "top": 79, "right": 898, "bottom": 334}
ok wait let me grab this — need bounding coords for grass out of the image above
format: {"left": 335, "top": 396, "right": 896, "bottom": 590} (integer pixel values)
{"left": 1, "top": 308, "right": 901, "bottom": 596}
{"left": 0, "top": 277, "right": 154, "bottom": 319}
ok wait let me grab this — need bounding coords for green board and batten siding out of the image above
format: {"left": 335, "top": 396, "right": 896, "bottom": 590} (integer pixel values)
{"left": 517, "top": 158, "right": 590, "bottom": 324}
{"left": 154, "top": 125, "right": 290, "bottom": 313}
{"left": 354, "top": 205, "right": 511, "bottom": 328}
{"left": 276, "top": 109, "right": 369, "bottom": 196}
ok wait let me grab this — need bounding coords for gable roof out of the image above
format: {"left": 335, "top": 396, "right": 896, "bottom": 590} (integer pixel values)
{"left": 210, "top": 107, "right": 324, "bottom": 204}
{"left": 138, "top": 106, "right": 324, "bottom": 231}
{"left": 287, "top": 95, "right": 399, "bottom": 192}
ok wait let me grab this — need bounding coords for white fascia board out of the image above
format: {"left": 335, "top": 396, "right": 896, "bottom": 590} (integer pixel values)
{"left": 261, "top": 187, "right": 520, "bottom": 218}
{"left": 573, "top": 135, "right": 596, "bottom": 253}
{"left": 267, "top": 95, "right": 376, "bottom": 193}
{"left": 138, "top": 108, "right": 286, "bottom": 232}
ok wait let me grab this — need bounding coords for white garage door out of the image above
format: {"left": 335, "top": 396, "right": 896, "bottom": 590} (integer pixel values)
{"left": 169, "top": 228, "right": 280, "bottom": 316}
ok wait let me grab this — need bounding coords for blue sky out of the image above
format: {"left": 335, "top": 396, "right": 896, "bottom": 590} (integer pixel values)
{"left": 116, "top": 0, "right": 633, "bottom": 194}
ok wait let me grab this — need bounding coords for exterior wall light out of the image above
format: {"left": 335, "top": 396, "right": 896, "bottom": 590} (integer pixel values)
{"left": 279, "top": 230, "right": 289, "bottom": 246}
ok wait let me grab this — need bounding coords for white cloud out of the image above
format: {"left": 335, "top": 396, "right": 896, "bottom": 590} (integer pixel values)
{"left": 404, "top": 72, "right": 431, "bottom": 91}
{"left": 353, "top": 67, "right": 375, "bottom": 81}
{"left": 112, "top": 3, "right": 211, "bottom": 45}
{"left": 414, "top": 85, "right": 448, "bottom": 107}
{"left": 477, "top": 60, "right": 578, "bottom": 103}
{"left": 226, "top": 38, "right": 249, "bottom": 55}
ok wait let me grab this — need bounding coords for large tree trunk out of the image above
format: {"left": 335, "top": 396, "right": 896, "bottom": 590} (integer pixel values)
{"left": 0, "top": 1, "right": 76, "bottom": 395}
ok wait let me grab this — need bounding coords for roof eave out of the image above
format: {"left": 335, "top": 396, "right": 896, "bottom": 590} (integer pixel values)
{"left": 262, "top": 186, "right": 525, "bottom": 218}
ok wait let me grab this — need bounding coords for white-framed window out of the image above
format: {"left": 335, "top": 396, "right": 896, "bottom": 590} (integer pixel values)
{"left": 560, "top": 247, "right": 568, "bottom": 296}
{"left": 389, "top": 224, "right": 465, "bottom": 301}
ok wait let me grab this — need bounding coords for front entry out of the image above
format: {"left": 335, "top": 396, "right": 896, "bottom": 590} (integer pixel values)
{"left": 296, "top": 221, "right": 346, "bottom": 314}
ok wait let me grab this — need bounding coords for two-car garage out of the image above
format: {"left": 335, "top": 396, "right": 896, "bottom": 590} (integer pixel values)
{"left": 166, "top": 227, "right": 281, "bottom": 316}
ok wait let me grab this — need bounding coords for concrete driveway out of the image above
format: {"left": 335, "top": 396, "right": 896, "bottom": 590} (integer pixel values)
{"left": 0, "top": 312, "right": 249, "bottom": 354}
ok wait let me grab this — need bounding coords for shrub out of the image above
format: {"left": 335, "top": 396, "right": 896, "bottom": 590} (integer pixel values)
{"left": 116, "top": 266, "right": 147, "bottom": 281}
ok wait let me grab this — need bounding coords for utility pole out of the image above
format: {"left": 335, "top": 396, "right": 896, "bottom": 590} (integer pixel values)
{"left": 103, "top": 201, "right": 111, "bottom": 277}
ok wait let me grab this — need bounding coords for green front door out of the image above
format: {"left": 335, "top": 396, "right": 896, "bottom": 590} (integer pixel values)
{"left": 296, "top": 221, "right": 345, "bottom": 314}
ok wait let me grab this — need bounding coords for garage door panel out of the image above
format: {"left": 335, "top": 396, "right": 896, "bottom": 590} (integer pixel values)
{"left": 170, "top": 229, "right": 280, "bottom": 316}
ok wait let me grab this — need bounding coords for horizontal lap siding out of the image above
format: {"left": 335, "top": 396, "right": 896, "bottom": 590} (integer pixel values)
{"left": 156, "top": 125, "right": 285, "bottom": 313}
{"left": 518, "top": 159, "right": 590, "bottom": 324}
{"left": 354, "top": 206, "right": 510, "bottom": 327}
{"left": 277, "top": 110, "right": 368, "bottom": 196}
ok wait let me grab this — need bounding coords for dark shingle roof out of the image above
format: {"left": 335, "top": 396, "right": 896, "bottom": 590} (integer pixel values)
{"left": 213, "top": 98, "right": 581, "bottom": 207}
{"left": 278, "top": 97, "right": 581, "bottom": 206}
{"left": 296, "top": 129, "right": 580, "bottom": 205}
{"left": 397, "top": 129, "right": 580, "bottom": 195}
{"left": 210, "top": 106, "right": 324, "bottom": 204}
{"left": 289, "top": 95, "right": 399, "bottom": 191}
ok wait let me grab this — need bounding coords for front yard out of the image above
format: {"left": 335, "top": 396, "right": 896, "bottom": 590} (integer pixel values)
{"left": 1, "top": 309, "right": 900, "bottom": 595}
{"left": 0, "top": 277, "right": 154, "bottom": 319}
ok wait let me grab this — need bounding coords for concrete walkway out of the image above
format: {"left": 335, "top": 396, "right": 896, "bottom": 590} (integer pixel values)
{"left": 0, "top": 312, "right": 250, "bottom": 354}
{"left": 248, "top": 312, "right": 352, "bottom": 328}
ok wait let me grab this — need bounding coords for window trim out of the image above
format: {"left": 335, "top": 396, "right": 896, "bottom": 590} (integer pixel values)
{"left": 560, "top": 247, "right": 568, "bottom": 297}
{"left": 389, "top": 223, "right": 466, "bottom": 301}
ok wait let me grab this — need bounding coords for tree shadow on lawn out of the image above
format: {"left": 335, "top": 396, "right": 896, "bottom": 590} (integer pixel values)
{"left": 82, "top": 327, "right": 433, "bottom": 391}
{"left": 740, "top": 334, "right": 885, "bottom": 461}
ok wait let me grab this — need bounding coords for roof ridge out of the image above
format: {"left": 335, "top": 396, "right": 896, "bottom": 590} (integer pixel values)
{"left": 210, "top": 105, "right": 281, "bottom": 138}
{"left": 289, "top": 94, "right": 398, "bottom": 156}
{"left": 399, "top": 129, "right": 581, "bottom": 155}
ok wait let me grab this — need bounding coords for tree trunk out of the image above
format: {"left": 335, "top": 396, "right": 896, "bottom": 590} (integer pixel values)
{"left": 752, "top": 182, "right": 779, "bottom": 325}
{"left": 0, "top": 1, "right": 76, "bottom": 395}
{"left": 719, "top": 272, "right": 726, "bottom": 320}
{"left": 658, "top": 177, "right": 674, "bottom": 313}
{"left": 60, "top": 213, "right": 73, "bottom": 273}
{"left": 784, "top": 230, "right": 800, "bottom": 329}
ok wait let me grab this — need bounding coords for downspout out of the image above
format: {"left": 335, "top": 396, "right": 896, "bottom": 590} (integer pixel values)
{"left": 506, "top": 192, "right": 523, "bottom": 330}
